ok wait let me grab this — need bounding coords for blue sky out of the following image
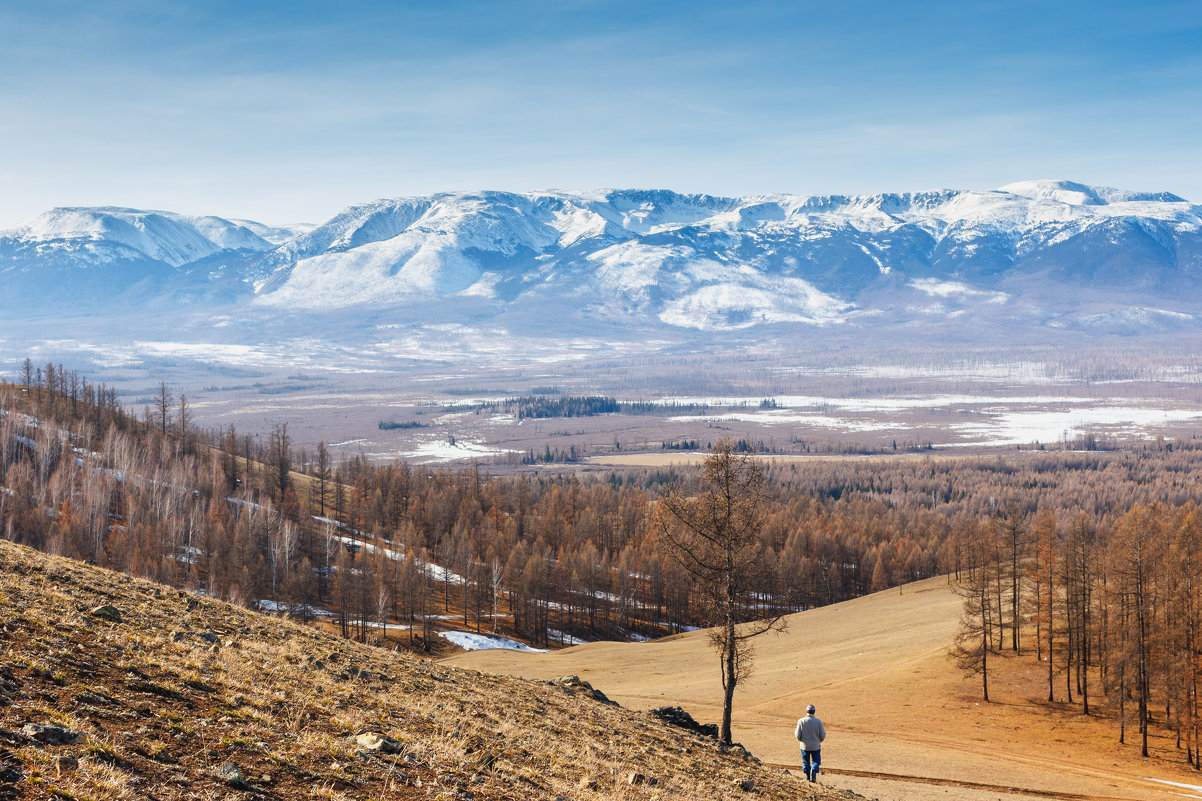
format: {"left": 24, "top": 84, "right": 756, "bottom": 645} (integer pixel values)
{"left": 1, "top": 0, "right": 1199, "bottom": 226}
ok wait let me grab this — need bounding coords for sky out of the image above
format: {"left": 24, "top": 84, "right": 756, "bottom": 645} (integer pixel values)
{"left": 1, "top": 0, "right": 1199, "bottom": 227}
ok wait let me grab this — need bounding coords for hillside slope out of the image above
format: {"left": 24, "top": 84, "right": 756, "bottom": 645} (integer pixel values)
{"left": 0, "top": 539, "right": 848, "bottom": 801}
{"left": 445, "top": 577, "right": 1201, "bottom": 801}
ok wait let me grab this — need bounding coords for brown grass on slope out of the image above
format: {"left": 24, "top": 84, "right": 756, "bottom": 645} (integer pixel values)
{"left": 0, "top": 539, "right": 860, "bottom": 801}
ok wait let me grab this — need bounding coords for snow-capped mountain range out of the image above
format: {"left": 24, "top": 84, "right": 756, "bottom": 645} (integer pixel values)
{"left": 3, "top": 180, "right": 1201, "bottom": 337}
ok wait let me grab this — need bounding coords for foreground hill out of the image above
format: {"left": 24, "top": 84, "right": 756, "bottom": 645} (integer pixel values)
{"left": 445, "top": 577, "right": 1202, "bottom": 801}
{"left": 0, "top": 540, "right": 847, "bottom": 801}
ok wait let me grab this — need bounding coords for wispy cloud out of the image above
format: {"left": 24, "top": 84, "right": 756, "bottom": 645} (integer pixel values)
{"left": 1, "top": 0, "right": 1199, "bottom": 226}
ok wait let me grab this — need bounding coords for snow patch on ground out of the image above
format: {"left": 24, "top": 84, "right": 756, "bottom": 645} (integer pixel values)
{"left": 669, "top": 410, "right": 894, "bottom": 432}
{"left": 438, "top": 631, "right": 546, "bottom": 652}
{"left": 255, "top": 600, "right": 333, "bottom": 617}
{"left": 949, "top": 406, "right": 1202, "bottom": 447}
{"left": 547, "top": 629, "right": 589, "bottom": 646}
{"left": 909, "top": 278, "right": 1007, "bottom": 304}
{"left": 397, "top": 437, "right": 516, "bottom": 463}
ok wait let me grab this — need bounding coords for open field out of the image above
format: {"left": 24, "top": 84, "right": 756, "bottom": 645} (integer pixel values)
{"left": 444, "top": 577, "right": 1202, "bottom": 801}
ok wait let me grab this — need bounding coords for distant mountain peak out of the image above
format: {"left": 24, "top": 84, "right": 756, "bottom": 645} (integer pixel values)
{"left": 997, "top": 179, "right": 1189, "bottom": 207}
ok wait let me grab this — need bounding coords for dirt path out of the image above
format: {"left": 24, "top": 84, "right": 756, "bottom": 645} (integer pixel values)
{"left": 762, "top": 762, "right": 1140, "bottom": 801}
{"left": 444, "top": 577, "right": 1201, "bottom": 801}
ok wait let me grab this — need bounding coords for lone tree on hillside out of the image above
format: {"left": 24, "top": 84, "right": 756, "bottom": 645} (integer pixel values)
{"left": 656, "top": 438, "right": 787, "bottom": 744}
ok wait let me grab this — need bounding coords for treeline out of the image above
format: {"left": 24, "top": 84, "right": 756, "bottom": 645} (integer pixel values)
{"left": 514, "top": 396, "right": 619, "bottom": 418}
{"left": 449, "top": 395, "right": 621, "bottom": 419}
{"left": 520, "top": 444, "right": 585, "bottom": 465}
{"left": 952, "top": 503, "right": 1202, "bottom": 767}
{"left": 447, "top": 396, "right": 716, "bottom": 419}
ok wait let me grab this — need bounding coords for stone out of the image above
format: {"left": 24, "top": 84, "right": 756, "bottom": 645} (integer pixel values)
{"left": 355, "top": 732, "right": 400, "bottom": 754}
{"left": 650, "top": 706, "right": 719, "bottom": 739}
{"left": 21, "top": 723, "right": 83, "bottom": 745}
{"left": 627, "top": 772, "right": 646, "bottom": 785}
{"left": 738, "top": 778, "right": 755, "bottom": 792}
{"left": 74, "top": 691, "right": 114, "bottom": 707}
{"left": 89, "top": 605, "right": 121, "bottom": 623}
{"left": 549, "top": 675, "right": 618, "bottom": 706}
{"left": 578, "top": 777, "right": 599, "bottom": 790}
{"left": 730, "top": 744, "right": 755, "bottom": 760}
{"left": 0, "top": 760, "right": 21, "bottom": 786}
{"left": 0, "top": 729, "right": 30, "bottom": 747}
{"left": 217, "top": 761, "right": 252, "bottom": 790}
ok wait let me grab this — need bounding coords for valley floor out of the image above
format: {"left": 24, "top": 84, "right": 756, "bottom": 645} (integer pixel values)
{"left": 444, "top": 577, "right": 1202, "bottom": 801}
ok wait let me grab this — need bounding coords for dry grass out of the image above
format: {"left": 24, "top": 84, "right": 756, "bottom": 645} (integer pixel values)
{"left": 0, "top": 539, "right": 852, "bottom": 801}
{"left": 446, "top": 577, "right": 1202, "bottom": 801}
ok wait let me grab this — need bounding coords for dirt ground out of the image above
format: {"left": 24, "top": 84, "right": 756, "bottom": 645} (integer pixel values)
{"left": 444, "top": 577, "right": 1202, "bottom": 801}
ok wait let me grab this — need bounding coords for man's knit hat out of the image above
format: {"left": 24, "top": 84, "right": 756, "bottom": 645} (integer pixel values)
{"left": 806, "top": 704, "right": 816, "bottom": 713}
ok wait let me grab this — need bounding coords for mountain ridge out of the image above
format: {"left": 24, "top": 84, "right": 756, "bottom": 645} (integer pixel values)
{"left": 3, "top": 180, "right": 1200, "bottom": 338}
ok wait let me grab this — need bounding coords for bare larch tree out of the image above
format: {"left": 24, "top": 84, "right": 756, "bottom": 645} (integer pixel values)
{"left": 657, "top": 438, "right": 786, "bottom": 744}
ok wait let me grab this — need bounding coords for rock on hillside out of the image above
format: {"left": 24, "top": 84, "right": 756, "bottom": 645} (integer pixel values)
{"left": 0, "top": 539, "right": 846, "bottom": 801}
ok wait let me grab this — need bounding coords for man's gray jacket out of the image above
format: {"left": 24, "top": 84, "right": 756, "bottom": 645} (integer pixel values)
{"left": 794, "top": 714, "right": 826, "bottom": 751}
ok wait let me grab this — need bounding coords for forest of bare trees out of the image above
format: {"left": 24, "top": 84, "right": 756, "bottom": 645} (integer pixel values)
{"left": 4, "top": 362, "right": 1202, "bottom": 764}
{"left": 952, "top": 501, "right": 1202, "bottom": 768}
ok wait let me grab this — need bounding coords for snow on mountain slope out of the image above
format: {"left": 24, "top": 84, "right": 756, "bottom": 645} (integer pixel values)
{"left": 3, "top": 182, "right": 1200, "bottom": 338}
{"left": 232, "top": 219, "right": 316, "bottom": 245}
{"left": 7, "top": 207, "right": 275, "bottom": 266}
{"left": 252, "top": 192, "right": 575, "bottom": 307}
{"left": 584, "top": 189, "right": 740, "bottom": 234}
{"left": 0, "top": 207, "right": 284, "bottom": 310}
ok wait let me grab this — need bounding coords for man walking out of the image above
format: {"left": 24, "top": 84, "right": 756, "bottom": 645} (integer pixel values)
{"left": 794, "top": 703, "right": 826, "bottom": 782}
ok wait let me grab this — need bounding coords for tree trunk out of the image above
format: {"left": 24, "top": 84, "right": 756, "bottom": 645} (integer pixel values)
{"left": 981, "top": 613, "right": 990, "bottom": 703}
{"left": 721, "top": 617, "right": 736, "bottom": 744}
{"left": 1047, "top": 573, "right": 1055, "bottom": 703}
